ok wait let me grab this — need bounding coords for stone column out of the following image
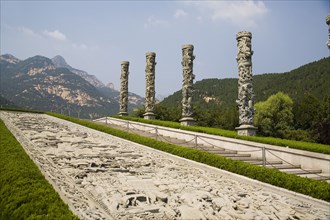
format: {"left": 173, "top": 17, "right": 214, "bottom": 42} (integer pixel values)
{"left": 118, "top": 61, "right": 129, "bottom": 116}
{"left": 235, "top": 31, "right": 257, "bottom": 136}
{"left": 180, "top": 44, "right": 196, "bottom": 126}
{"left": 326, "top": 14, "right": 330, "bottom": 49}
{"left": 144, "top": 52, "right": 156, "bottom": 120}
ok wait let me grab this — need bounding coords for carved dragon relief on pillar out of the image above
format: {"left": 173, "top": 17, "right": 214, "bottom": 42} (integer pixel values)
{"left": 119, "top": 61, "right": 129, "bottom": 115}
{"left": 236, "top": 31, "right": 255, "bottom": 126}
{"left": 181, "top": 44, "right": 195, "bottom": 118}
{"left": 145, "top": 52, "right": 156, "bottom": 114}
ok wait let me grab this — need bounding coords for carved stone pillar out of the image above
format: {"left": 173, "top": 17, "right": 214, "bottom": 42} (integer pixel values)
{"left": 118, "top": 61, "right": 129, "bottom": 116}
{"left": 326, "top": 14, "right": 330, "bottom": 49}
{"left": 235, "top": 31, "right": 257, "bottom": 136}
{"left": 144, "top": 52, "right": 156, "bottom": 120}
{"left": 180, "top": 44, "right": 196, "bottom": 126}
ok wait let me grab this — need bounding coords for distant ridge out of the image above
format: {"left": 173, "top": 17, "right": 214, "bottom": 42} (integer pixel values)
{"left": 0, "top": 54, "right": 144, "bottom": 118}
{"left": 51, "top": 55, "right": 105, "bottom": 88}
{"left": 51, "top": 55, "right": 143, "bottom": 108}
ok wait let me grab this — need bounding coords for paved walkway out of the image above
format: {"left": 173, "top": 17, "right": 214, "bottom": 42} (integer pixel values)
{"left": 1, "top": 111, "right": 329, "bottom": 220}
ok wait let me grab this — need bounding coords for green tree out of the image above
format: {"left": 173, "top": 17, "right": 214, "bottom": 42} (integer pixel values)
{"left": 317, "top": 94, "right": 330, "bottom": 144}
{"left": 131, "top": 107, "right": 145, "bottom": 117}
{"left": 154, "top": 103, "right": 181, "bottom": 122}
{"left": 294, "top": 93, "right": 320, "bottom": 130}
{"left": 255, "top": 92, "right": 294, "bottom": 137}
{"left": 293, "top": 93, "right": 320, "bottom": 142}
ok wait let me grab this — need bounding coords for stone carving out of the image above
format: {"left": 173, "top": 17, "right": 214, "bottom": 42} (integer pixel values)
{"left": 119, "top": 61, "right": 129, "bottom": 115}
{"left": 1, "top": 111, "right": 329, "bottom": 220}
{"left": 236, "top": 32, "right": 255, "bottom": 126}
{"left": 144, "top": 52, "right": 156, "bottom": 119}
{"left": 326, "top": 14, "right": 330, "bottom": 49}
{"left": 180, "top": 45, "right": 195, "bottom": 125}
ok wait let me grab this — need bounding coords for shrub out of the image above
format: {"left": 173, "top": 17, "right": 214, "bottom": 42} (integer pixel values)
{"left": 278, "top": 129, "right": 315, "bottom": 142}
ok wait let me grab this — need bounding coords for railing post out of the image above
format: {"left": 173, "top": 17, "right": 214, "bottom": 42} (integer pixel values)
{"left": 155, "top": 127, "right": 158, "bottom": 140}
{"left": 127, "top": 121, "right": 129, "bottom": 131}
{"left": 105, "top": 117, "right": 108, "bottom": 124}
{"left": 262, "top": 147, "right": 266, "bottom": 167}
{"left": 195, "top": 135, "right": 198, "bottom": 148}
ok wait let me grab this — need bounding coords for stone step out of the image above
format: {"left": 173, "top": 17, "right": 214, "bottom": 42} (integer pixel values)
{"left": 249, "top": 160, "right": 283, "bottom": 165}
{"left": 102, "top": 122, "right": 328, "bottom": 183}
{"left": 220, "top": 153, "right": 251, "bottom": 157}
{"left": 265, "top": 164, "right": 301, "bottom": 169}
{"left": 205, "top": 150, "right": 238, "bottom": 154}
{"left": 283, "top": 169, "right": 322, "bottom": 175}
{"left": 217, "top": 150, "right": 239, "bottom": 154}
{"left": 294, "top": 173, "right": 330, "bottom": 183}
{"left": 308, "top": 175, "right": 330, "bottom": 181}
{"left": 158, "top": 136, "right": 185, "bottom": 143}
{"left": 197, "top": 146, "right": 226, "bottom": 151}
{"left": 229, "top": 157, "right": 257, "bottom": 161}
{"left": 308, "top": 174, "right": 330, "bottom": 183}
{"left": 195, "top": 145, "right": 213, "bottom": 149}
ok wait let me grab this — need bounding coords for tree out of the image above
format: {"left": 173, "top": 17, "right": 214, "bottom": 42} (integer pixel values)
{"left": 294, "top": 93, "right": 320, "bottom": 130}
{"left": 254, "top": 92, "right": 294, "bottom": 137}
{"left": 155, "top": 103, "right": 181, "bottom": 122}
{"left": 317, "top": 94, "right": 330, "bottom": 144}
{"left": 293, "top": 93, "right": 320, "bottom": 142}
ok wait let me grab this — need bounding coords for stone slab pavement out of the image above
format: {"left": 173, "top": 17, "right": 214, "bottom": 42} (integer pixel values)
{"left": 1, "top": 111, "right": 329, "bottom": 220}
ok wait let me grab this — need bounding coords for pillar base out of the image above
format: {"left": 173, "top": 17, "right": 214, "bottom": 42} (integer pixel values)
{"left": 143, "top": 112, "right": 156, "bottom": 120}
{"left": 180, "top": 117, "right": 196, "bottom": 126}
{"left": 118, "top": 112, "right": 128, "bottom": 117}
{"left": 235, "top": 124, "right": 257, "bottom": 136}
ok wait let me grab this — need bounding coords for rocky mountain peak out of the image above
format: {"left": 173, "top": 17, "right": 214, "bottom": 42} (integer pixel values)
{"left": 51, "top": 55, "right": 71, "bottom": 69}
{"left": 50, "top": 55, "right": 105, "bottom": 88}
{"left": 0, "top": 54, "right": 21, "bottom": 64}
{"left": 23, "top": 55, "right": 55, "bottom": 71}
{"left": 106, "top": 82, "right": 115, "bottom": 90}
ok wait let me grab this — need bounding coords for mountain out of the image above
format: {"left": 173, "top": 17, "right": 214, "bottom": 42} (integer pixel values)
{"left": 0, "top": 95, "right": 17, "bottom": 108}
{"left": 51, "top": 55, "right": 105, "bottom": 88}
{"left": 0, "top": 54, "right": 21, "bottom": 64}
{"left": 51, "top": 55, "right": 144, "bottom": 108}
{"left": 0, "top": 54, "right": 119, "bottom": 118}
{"left": 161, "top": 57, "right": 330, "bottom": 108}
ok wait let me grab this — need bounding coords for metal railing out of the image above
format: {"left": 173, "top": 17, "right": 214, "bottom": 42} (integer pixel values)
{"left": 94, "top": 117, "right": 330, "bottom": 179}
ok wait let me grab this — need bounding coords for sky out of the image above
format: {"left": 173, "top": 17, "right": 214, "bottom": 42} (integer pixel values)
{"left": 1, "top": 0, "right": 329, "bottom": 98}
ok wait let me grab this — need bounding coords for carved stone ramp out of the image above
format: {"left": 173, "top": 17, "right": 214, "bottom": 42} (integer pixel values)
{"left": 1, "top": 111, "right": 329, "bottom": 220}
{"left": 94, "top": 117, "right": 330, "bottom": 183}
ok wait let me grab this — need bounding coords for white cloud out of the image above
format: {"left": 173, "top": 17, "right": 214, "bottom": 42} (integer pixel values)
{"left": 186, "top": 1, "right": 268, "bottom": 27}
{"left": 14, "top": 26, "right": 95, "bottom": 51}
{"left": 18, "top": 27, "right": 35, "bottom": 35}
{"left": 43, "top": 29, "right": 67, "bottom": 41}
{"left": 17, "top": 26, "right": 41, "bottom": 38}
{"left": 144, "top": 16, "right": 169, "bottom": 28}
{"left": 174, "top": 9, "right": 187, "bottom": 19}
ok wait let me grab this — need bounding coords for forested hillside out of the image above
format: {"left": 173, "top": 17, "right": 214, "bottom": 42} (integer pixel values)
{"left": 152, "top": 57, "right": 330, "bottom": 144}
{"left": 162, "top": 57, "right": 330, "bottom": 107}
